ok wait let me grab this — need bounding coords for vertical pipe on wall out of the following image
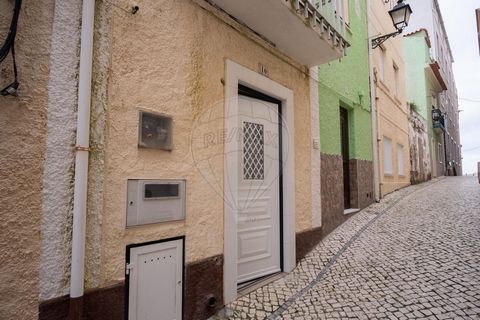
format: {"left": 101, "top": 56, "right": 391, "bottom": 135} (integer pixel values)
{"left": 310, "top": 67, "right": 322, "bottom": 228}
{"left": 69, "top": 0, "right": 95, "bottom": 317}
{"left": 366, "top": 0, "right": 380, "bottom": 202}
{"left": 443, "top": 131, "right": 448, "bottom": 175}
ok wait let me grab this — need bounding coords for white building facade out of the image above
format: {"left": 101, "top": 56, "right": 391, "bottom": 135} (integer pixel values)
{"left": 405, "top": 0, "right": 462, "bottom": 176}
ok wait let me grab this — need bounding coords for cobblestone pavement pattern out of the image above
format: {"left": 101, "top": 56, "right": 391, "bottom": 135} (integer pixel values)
{"left": 215, "top": 177, "right": 480, "bottom": 319}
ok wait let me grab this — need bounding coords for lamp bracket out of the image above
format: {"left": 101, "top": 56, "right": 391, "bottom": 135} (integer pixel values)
{"left": 371, "top": 29, "right": 402, "bottom": 49}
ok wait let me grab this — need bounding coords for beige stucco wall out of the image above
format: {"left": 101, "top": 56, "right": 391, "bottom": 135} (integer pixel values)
{"left": 90, "top": 0, "right": 313, "bottom": 287}
{"left": 370, "top": 0, "right": 411, "bottom": 197}
{"left": 0, "top": 0, "right": 55, "bottom": 318}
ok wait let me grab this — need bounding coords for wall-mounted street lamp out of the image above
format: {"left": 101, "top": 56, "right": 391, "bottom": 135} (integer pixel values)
{"left": 372, "top": 0, "right": 413, "bottom": 49}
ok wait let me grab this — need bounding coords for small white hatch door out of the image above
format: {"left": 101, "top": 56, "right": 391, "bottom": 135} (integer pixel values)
{"left": 127, "top": 238, "right": 183, "bottom": 320}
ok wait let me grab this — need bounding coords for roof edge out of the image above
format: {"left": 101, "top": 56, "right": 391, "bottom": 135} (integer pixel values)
{"left": 404, "top": 28, "right": 432, "bottom": 48}
{"left": 429, "top": 61, "right": 447, "bottom": 91}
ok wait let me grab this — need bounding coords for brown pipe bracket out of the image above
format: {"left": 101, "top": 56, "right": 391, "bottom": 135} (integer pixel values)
{"left": 75, "top": 146, "right": 90, "bottom": 152}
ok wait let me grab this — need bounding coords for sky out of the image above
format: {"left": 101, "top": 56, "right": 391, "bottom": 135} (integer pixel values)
{"left": 438, "top": 0, "right": 480, "bottom": 175}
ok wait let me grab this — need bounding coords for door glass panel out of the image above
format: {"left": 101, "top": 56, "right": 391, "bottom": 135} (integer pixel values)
{"left": 243, "top": 121, "right": 265, "bottom": 180}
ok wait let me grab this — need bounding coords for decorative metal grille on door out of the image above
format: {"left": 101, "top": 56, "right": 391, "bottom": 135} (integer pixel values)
{"left": 243, "top": 121, "right": 265, "bottom": 180}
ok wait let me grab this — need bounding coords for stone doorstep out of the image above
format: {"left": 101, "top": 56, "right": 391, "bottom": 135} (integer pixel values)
{"left": 344, "top": 208, "right": 361, "bottom": 215}
{"left": 237, "top": 272, "right": 288, "bottom": 298}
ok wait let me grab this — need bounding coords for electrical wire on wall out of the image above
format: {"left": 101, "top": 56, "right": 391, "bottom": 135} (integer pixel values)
{"left": 0, "top": 0, "right": 22, "bottom": 96}
{"left": 459, "top": 97, "right": 480, "bottom": 103}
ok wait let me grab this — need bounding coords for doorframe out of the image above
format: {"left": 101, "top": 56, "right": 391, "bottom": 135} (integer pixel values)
{"left": 339, "top": 106, "right": 351, "bottom": 210}
{"left": 124, "top": 236, "right": 185, "bottom": 320}
{"left": 223, "top": 60, "right": 296, "bottom": 304}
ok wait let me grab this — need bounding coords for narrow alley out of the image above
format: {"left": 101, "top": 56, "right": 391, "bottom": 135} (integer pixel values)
{"left": 2, "top": 1, "right": 479, "bottom": 319}
{"left": 222, "top": 177, "right": 480, "bottom": 319}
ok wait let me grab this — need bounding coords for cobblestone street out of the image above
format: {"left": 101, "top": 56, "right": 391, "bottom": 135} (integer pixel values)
{"left": 219, "top": 177, "right": 480, "bottom": 319}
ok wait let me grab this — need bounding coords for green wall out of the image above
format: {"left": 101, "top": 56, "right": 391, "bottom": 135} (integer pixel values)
{"left": 404, "top": 34, "right": 430, "bottom": 120}
{"left": 404, "top": 32, "right": 436, "bottom": 157}
{"left": 318, "top": 0, "right": 372, "bottom": 161}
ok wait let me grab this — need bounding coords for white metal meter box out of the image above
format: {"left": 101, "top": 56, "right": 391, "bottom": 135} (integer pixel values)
{"left": 127, "top": 179, "right": 186, "bottom": 227}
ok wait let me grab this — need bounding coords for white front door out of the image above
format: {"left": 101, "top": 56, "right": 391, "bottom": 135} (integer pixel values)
{"left": 127, "top": 239, "right": 183, "bottom": 320}
{"left": 236, "top": 93, "right": 282, "bottom": 284}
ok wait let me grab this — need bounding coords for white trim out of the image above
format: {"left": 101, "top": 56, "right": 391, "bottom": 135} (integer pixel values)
{"left": 396, "top": 143, "right": 405, "bottom": 176}
{"left": 343, "top": 208, "right": 360, "bottom": 215}
{"left": 383, "top": 136, "right": 393, "bottom": 176}
{"left": 366, "top": 0, "right": 380, "bottom": 202}
{"left": 309, "top": 67, "right": 321, "bottom": 228}
{"left": 223, "top": 60, "right": 296, "bottom": 304}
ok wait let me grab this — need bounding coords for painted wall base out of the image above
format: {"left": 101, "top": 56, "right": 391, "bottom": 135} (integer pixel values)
{"left": 296, "top": 157, "right": 373, "bottom": 262}
{"left": 320, "top": 154, "right": 346, "bottom": 234}
{"left": 185, "top": 255, "right": 224, "bottom": 319}
{"left": 39, "top": 255, "right": 224, "bottom": 320}
{"left": 349, "top": 159, "right": 374, "bottom": 209}
{"left": 296, "top": 226, "right": 325, "bottom": 262}
{"left": 39, "top": 284, "right": 124, "bottom": 320}
{"left": 320, "top": 154, "right": 374, "bottom": 233}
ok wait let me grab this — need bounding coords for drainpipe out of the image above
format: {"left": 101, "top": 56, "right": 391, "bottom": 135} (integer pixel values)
{"left": 443, "top": 130, "right": 448, "bottom": 176}
{"left": 69, "top": 0, "right": 95, "bottom": 318}
{"left": 366, "top": 0, "right": 380, "bottom": 202}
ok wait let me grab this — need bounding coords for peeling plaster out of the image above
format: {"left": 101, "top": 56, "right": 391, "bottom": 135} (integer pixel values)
{"left": 39, "top": 0, "right": 82, "bottom": 301}
{"left": 408, "top": 108, "right": 432, "bottom": 183}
